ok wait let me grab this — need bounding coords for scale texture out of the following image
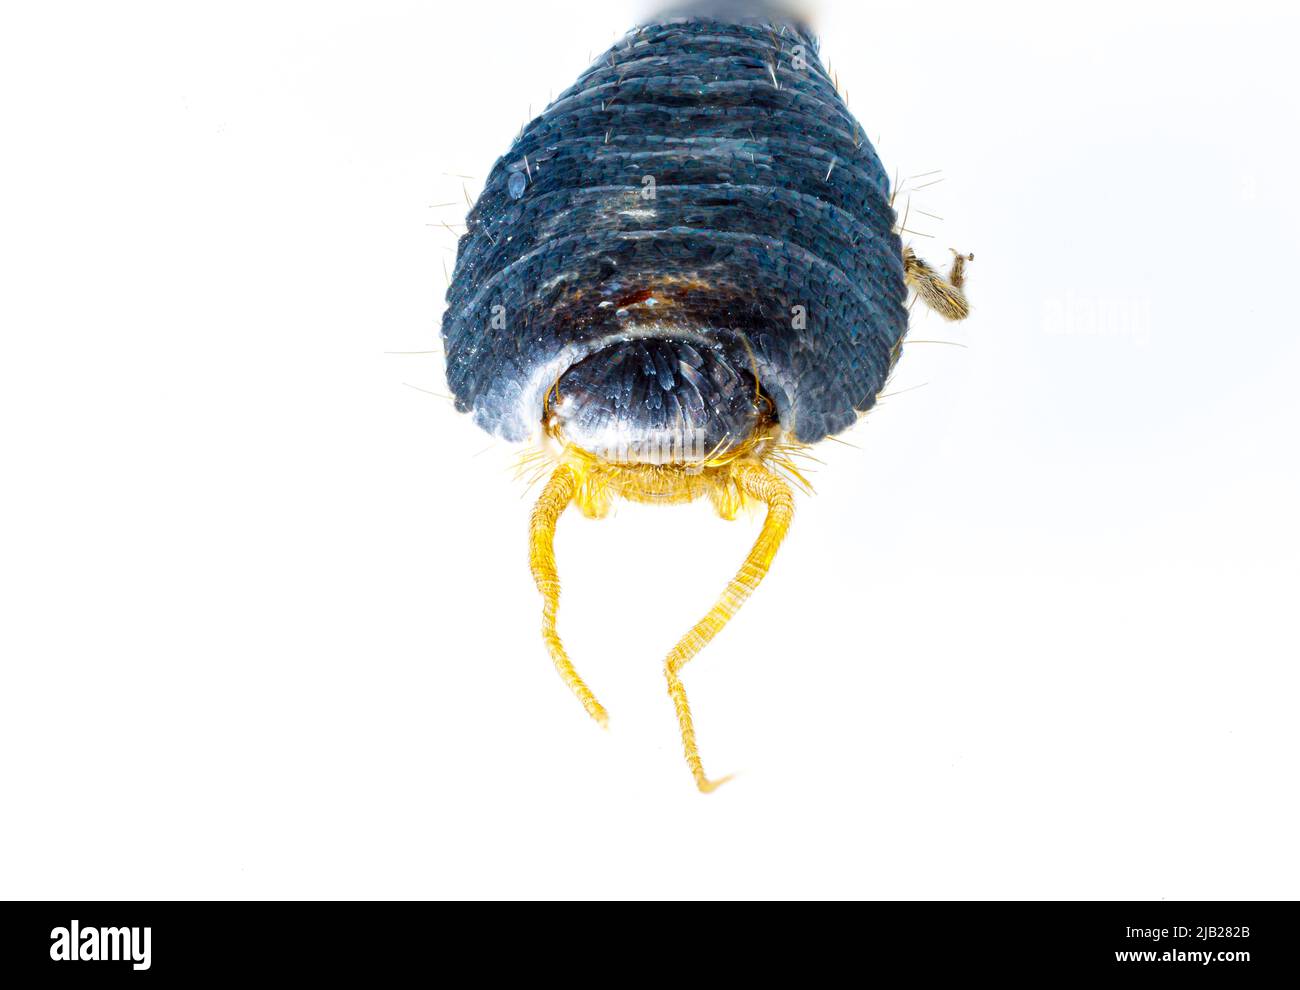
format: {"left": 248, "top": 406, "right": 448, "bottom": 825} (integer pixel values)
{"left": 441, "top": 3, "right": 907, "bottom": 445}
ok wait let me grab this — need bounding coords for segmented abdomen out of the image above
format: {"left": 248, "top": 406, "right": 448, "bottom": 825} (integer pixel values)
{"left": 442, "top": 4, "right": 907, "bottom": 444}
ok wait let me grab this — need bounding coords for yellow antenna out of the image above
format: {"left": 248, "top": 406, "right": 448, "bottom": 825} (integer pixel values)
{"left": 663, "top": 461, "right": 794, "bottom": 792}
{"left": 528, "top": 462, "right": 609, "bottom": 727}
{"left": 528, "top": 452, "right": 794, "bottom": 792}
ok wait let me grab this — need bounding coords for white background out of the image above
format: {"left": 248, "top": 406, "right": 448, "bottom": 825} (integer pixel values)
{"left": 2, "top": 0, "right": 1297, "bottom": 900}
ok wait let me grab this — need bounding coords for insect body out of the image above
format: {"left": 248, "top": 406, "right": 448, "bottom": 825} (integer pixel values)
{"left": 441, "top": 1, "right": 972, "bottom": 791}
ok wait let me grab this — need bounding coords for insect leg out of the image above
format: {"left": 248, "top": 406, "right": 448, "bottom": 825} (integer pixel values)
{"left": 663, "top": 461, "right": 795, "bottom": 792}
{"left": 904, "top": 247, "right": 975, "bottom": 321}
{"left": 530, "top": 462, "right": 610, "bottom": 727}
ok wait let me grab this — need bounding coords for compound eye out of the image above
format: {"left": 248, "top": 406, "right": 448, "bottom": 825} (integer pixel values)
{"left": 549, "top": 339, "right": 761, "bottom": 465}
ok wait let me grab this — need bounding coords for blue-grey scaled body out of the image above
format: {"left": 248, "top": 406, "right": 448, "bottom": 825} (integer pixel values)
{"left": 441, "top": 2, "right": 907, "bottom": 449}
